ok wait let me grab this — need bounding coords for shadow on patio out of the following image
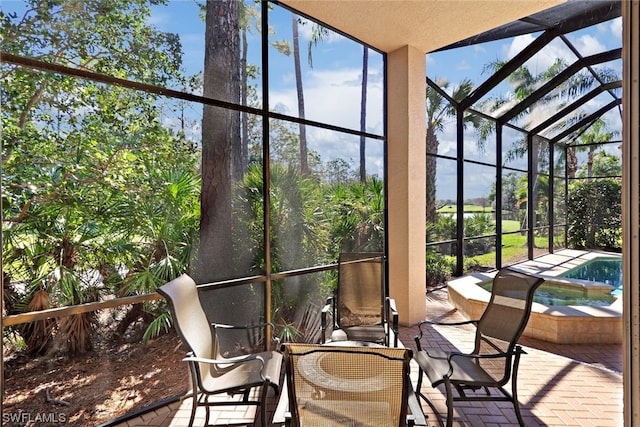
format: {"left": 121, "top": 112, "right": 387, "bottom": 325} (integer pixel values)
{"left": 107, "top": 284, "right": 622, "bottom": 427}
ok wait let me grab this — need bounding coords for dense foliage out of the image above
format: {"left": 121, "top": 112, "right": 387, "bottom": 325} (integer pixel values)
{"left": 567, "top": 178, "right": 622, "bottom": 250}
{"left": 1, "top": 0, "right": 201, "bottom": 354}
{"left": 1, "top": 0, "right": 386, "bottom": 354}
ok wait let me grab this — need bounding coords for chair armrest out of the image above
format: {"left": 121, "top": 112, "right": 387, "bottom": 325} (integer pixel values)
{"left": 183, "top": 353, "right": 271, "bottom": 381}
{"left": 212, "top": 322, "right": 275, "bottom": 331}
{"left": 441, "top": 346, "right": 526, "bottom": 377}
{"left": 447, "top": 345, "right": 526, "bottom": 362}
{"left": 413, "top": 318, "right": 478, "bottom": 351}
{"left": 386, "top": 297, "right": 399, "bottom": 347}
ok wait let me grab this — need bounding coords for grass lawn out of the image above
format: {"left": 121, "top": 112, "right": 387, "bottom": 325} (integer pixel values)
{"left": 466, "top": 220, "right": 548, "bottom": 266}
{"left": 437, "top": 204, "right": 494, "bottom": 214}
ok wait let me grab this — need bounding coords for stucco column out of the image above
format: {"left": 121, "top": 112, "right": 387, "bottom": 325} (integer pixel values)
{"left": 386, "top": 45, "right": 426, "bottom": 326}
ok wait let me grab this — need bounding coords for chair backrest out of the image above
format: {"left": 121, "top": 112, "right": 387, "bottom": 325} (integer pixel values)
{"left": 158, "top": 274, "right": 216, "bottom": 380}
{"left": 336, "top": 252, "right": 385, "bottom": 328}
{"left": 284, "top": 343, "right": 410, "bottom": 427}
{"left": 474, "top": 267, "right": 544, "bottom": 384}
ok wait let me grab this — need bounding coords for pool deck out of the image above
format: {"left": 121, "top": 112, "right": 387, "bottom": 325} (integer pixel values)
{"left": 448, "top": 249, "right": 623, "bottom": 344}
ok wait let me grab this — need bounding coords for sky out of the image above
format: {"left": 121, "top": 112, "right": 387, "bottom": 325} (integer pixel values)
{"left": 4, "top": 0, "right": 623, "bottom": 201}
{"left": 147, "top": 0, "right": 387, "bottom": 179}
{"left": 425, "top": 16, "right": 623, "bottom": 200}
{"left": 147, "top": 0, "right": 622, "bottom": 200}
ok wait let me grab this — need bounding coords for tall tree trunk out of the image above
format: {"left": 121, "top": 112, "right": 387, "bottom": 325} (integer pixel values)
{"left": 567, "top": 145, "right": 578, "bottom": 179}
{"left": 359, "top": 46, "right": 368, "bottom": 182}
{"left": 198, "top": 0, "right": 240, "bottom": 281}
{"left": 426, "top": 127, "right": 439, "bottom": 225}
{"left": 292, "top": 15, "right": 308, "bottom": 175}
{"left": 240, "top": 25, "right": 249, "bottom": 175}
{"left": 587, "top": 145, "right": 595, "bottom": 180}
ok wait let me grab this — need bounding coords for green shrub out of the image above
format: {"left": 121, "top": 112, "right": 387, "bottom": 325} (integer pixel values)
{"left": 567, "top": 178, "right": 621, "bottom": 250}
{"left": 426, "top": 252, "right": 455, "bottom": 286}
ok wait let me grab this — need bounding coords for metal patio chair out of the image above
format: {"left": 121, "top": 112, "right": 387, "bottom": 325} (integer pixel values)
{"left": 282, "top": 343, "right": 415, "bottom": 426}
{"left": 320, "top": 252, "right": 399, "bottom": 346}
{"left": 158, "top": 274, "right": 282, "bottom": 427}
{"left": 413, "top": 267, "right": 544, "bottom": 427}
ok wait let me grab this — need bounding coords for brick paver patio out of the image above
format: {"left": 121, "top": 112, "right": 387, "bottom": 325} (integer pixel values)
{"left": 110, "top": 284, "right": 623, "bottom": 427}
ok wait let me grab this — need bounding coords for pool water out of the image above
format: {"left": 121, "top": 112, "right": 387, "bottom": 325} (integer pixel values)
{"left": 481, "top": 282, "right": 617, "bottom": 307}
{"left": 532, "top": 284, "right": 616, "bottom": 307}
{"left": 482, "top": 257, "right": 623, "bottom": 307}
{"left": 560, "top": 257, "right": 623, "bottom": 296}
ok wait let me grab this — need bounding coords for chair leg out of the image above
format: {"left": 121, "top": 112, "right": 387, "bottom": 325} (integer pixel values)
{"left": 256, "top": 381, "right": 270, "bottom": 427}
{"left": 204, "top": 398, "right": 211, "bottom": 427}
{"left": 444, "top": 378, "right": 454, "bottom": 427}
{"left": 415, "top": 369, "right": 424, "bottom": 399}
{"left": 512, "top": 352, "right": 526, "bottom": 426}
{"left": 188, "top": 394, "right": 197, "bottom": 427}
{"left": 187, "top": 363, "right": 199, "bottom": 427}
{"left": 512, "top": 376, "right": 525, "bottom": 426}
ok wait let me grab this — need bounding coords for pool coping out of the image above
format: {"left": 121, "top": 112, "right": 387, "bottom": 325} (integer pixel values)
{"left": 447, "top": 249, "right": 623, "bottom": 344}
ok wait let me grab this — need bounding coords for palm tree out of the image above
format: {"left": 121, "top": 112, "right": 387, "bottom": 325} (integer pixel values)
{"left": 306, "top": 25, "right": 370, "bottom": 183}
{"left": 291, "top": 15, "right": 309, "bottom": 175}
{"left": 426, "top": 78, "right": 475, "bottom": 225}
{"left": 479, "top": 58, "right": 618, "bottom": 163}
{"left": 359, "top": 46, "right": 369, "bottom": 182}
{"left": 477, "top": 59, "right": 619, "bottom": 231}
{"left": 569, "top": 118, "right": 617, "bottom": 179}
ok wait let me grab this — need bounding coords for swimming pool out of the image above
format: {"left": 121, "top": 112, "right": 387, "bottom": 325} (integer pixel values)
{"left": 481, "top": 256, "right": 623, "bottom": 307}
{"left": 450, "top": 250, "right": 624, "bottom": 344}
{"left": 560, "top": 257, "right": 623, "bottom": 296}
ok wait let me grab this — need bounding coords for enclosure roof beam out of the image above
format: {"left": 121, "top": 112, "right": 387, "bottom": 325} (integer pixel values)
{"left": 498, "top": 48, "right": 622, "bottom": 124}
{"left": 551, "top": 98, "right": 622, "bottom": 144}
{"left": 528, "top": 79, "right": 622, "bottom": 135}
{"left": 459, "top": 29, "right": 559, "bottom": 110}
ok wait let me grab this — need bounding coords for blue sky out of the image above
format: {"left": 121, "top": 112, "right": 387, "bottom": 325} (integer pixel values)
{"left": 148, "top": 0, "right": 388, "bottom": 179}
{"left": 5, "top": 0, "right": 623, "bottom": 200}
{"left": 148, "top": 1, "right": 622, "bottom": 200}
{"left": 425, "top": 17, "right": 622, "bottom": 200}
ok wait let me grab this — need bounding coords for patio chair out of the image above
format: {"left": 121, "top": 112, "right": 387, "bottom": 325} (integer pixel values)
{"left": 158, "top": 274, "right": 282, "bottom": 427}
{"left": 413, "top": 267, "right": 544, "bottom": 427}
{"left": 320, "top": 252, "right": 399, "bottom": 346}
{"left": 282, "top": 343, "right": 415, "bottom": 426}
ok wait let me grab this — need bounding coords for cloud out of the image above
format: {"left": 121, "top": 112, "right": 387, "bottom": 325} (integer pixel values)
{"left": 457, "top": 60, "right": 471, "bottom": 71}
{"left": 473, "top": 44, "right": 487, "bottom": 54}
{"left": 270, "top": 67, "right": 384, "bottom": 134}
{"left": 507, "top": 35, "right": 579, "bottom": 74}
{"left": 609, "top": 17, "right": 622, "bottom": 39}
{"left": 268, "top": 66, "right": 385, "bottom": 177}
{"left": 570, "top": 34, "right": 606, "bottom": 56}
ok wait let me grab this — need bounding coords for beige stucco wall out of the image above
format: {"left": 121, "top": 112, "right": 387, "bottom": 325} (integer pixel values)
{"left": 386, "top": 45, "right": 426, "bottom": 325}
{"left": 280, "top": 1, "right": 564, "bottom": 54}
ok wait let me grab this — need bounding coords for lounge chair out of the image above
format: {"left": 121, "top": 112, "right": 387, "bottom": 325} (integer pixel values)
{"left": 321, "top": 252, "right": 399, "bottom": 346}
{"left": 413, "top": 267, "right": 544, "bottom": 426}
{"left": 158, "top": 274, "right": 282, "bottom": 427}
